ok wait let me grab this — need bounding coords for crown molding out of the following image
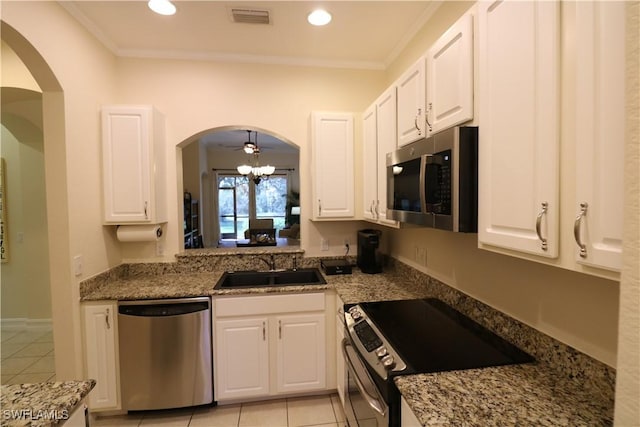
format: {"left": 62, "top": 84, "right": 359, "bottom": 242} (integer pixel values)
{"left": 59, "top": 0, "right": 434, "bottom": 72}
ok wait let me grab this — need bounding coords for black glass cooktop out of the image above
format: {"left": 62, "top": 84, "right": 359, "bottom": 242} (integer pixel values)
{"left": 359, "top": 298, "right": 534, "bottom": 375}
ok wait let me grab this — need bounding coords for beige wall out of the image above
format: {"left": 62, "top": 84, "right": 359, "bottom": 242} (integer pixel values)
{"left": 614, "top": 2, "right": 640, "bottom": 423}
{"left": 2, "top": 1, "right": 119, "bottom": 379}
{"left": 0, "top": 121, "right": 52, "bottom": 322}
{"left": 114, "top": 57, "right": 387, "bottom": 258}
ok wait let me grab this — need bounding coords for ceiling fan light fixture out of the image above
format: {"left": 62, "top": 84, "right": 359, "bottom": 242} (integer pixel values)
{"left": 243, "top": 142, "right": 256, "bottom": 154}
{"left": 148, "top": 0, "right": 176, "bottom": 16}
{"left": 307, "top": 9, "right": 332, "bottom": 26}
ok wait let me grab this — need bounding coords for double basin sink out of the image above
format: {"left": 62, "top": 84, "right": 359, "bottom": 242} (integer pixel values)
{"left": 214, "top": 268, "right": 327, "bottom": 290}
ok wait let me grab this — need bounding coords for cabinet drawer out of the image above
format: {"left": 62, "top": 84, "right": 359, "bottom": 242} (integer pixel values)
{"left": 215, "top": 293, "right": 325, "bottom": 317}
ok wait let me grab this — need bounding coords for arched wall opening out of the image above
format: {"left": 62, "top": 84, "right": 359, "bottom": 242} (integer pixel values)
{"left": 178, "top": 125, "right": 300, "bottom": 249}
{"left": 1, "top": 21, "right": 79, "bottom": 380}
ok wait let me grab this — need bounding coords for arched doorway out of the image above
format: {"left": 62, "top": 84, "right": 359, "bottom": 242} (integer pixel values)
{"left": 1, "top": 21, "right": 78, "bottom": 380}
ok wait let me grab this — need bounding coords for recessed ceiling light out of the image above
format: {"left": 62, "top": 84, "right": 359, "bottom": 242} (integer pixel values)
{"left": 307, "top": 9, "right": 332, "bottom": 26}
{"left": 148, "top": 0, "right": 176, "bottom": 16}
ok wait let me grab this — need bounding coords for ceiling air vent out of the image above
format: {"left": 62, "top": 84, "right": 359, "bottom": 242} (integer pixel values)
{"left": 231, "top": 8, "right": 270, "bottom": 24}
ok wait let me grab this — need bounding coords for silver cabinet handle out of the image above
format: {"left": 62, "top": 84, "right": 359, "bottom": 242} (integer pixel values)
{"left": 574, "top": 202, "right": 588, "bottom": 258}
{"left": 425, "top": 102, "right": 433, "bottom": 132}
{"left": 262, "top": 321, "right": 266, "bottom": 341}
{"left": 318, "top": 199, "right": 322, "bottom": 216}
{"left": 144, "top": 201, "right": 148, "bottom": 219}
{"left": 374, "top": 200, "right": 380, "bottom": 218}
{"left": 105, "top": 308, "right": 111, "bottom": 330}
{"left": 414, "top": 108, "right": 423, "bottom": 135}
{"left": 535, "top": 202, "right": 548, "bottom": 251}
{"left": 369, "top": 200, "right": 375, "bottom": 217}
{"left": 278, "top": 320, "right": 282, "bottom": 339}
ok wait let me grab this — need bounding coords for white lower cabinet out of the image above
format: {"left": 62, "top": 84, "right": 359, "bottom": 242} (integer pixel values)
{"left": 213, "top": 293, "right": 332, "bottom": 402}
{"left": 82, "top": 302, "right": 120, "bottom": 411}
{"left": 335, "top": 296, "right": 346, "bottom": 407}
{"left": 400, "top": 396, "right": 421, "bottom": 427}
{"left": 214, "top": 317, "right": 270, "bottom": 400}
{"left": 62, "top": 401, "right": 88, "bottom": 426}
{"left": 276, "top": 314, "right": 326, "bottom": 393}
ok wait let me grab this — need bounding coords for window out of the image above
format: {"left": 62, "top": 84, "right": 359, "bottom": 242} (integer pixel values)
{"left": 217, "top": 174, "right": 288, "bottom": 240}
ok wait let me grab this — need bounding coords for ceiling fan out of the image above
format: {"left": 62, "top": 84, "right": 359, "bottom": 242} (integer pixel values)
{"left": 214, "top": 129, "right": 273, "bottom": 152}
{"left": 242, "top": 130, "right": 258, "bottom": 154}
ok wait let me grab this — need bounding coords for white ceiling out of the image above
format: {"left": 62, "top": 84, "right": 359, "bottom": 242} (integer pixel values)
{"left": 59, "top": 1, "right": 440, "bottom": 151}
{"left": 60, "top": 1, "right": 439, "bottom": 70}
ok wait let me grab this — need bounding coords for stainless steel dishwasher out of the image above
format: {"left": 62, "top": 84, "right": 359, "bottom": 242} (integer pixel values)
{"left": 118, "top": 297, "right": 213, "bottom": 411}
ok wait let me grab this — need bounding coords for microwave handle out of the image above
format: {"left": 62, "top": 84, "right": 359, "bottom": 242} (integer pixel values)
{"left": 419, "top": 154, "right": 444, "bottom": 213}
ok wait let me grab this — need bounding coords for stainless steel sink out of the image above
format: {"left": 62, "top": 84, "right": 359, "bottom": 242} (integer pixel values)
{"left": 214, "top": 268, "right": 327, "bottom": 289}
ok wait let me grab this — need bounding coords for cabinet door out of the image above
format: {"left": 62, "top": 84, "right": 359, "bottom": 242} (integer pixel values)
{"left": 102, "top": 106, "right": 166, "bottom": 224}
{"left": 375, "top": 87, "right": 398, "bottom": 225}
{"left": 426, "top": 13, "right": 474, "bottom": 135}
{"left": 335, "top": 314, "right": 346, "bottom": 406}
{"left": 83, "top": 303, "right": 119, "bottom": 410}
{"left": 574, "top": 1, "right": 625, "bottom": 271}
{"left": 400, "top": 396, "right": 421, "bottom": 427}
{"left": 311, "top": 112, "right": 355, "bottom": 219}
{"left": 276, "top": 314, "right": 326, "bottom": 394}
{"left": 477, "top": 0, "right": 560, "bottom": 258}
{"left": 215, "top": 317, "right": 269, "bottom": 400}
{"left": 363, "top": 104, "right": 378, "bottom": 221}
{"left": 102, "top": 107, "right": 152, "bottom": 223}
{"left": 396, "top": 58, "right": 426, "bottom": 147}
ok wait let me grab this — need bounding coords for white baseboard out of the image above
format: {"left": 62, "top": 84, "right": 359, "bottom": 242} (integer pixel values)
{"left": 1, "top": 318, "right": 53, "bottom": 332}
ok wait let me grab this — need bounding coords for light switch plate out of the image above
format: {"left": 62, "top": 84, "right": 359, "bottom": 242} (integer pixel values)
{"left": 73, "top": 255, "right": 83, "bottom": 276}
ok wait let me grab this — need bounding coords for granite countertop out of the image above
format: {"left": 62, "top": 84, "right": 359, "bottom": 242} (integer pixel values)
{"left": 1, "top": 380, "right": 95, "bottom": 427}
{"left": 395, "top": 365, "right": 613, "bottom": 426}
{"left": 78, "top": 257, "right": 613, "bottom": 426}
{"left": 80, "top": 268, "right": 430, "bottom": 302}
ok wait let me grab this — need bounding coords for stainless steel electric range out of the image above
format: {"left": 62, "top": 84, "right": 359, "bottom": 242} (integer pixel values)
{"left": 341, "top": 298, "right": 534, "bottom": 427}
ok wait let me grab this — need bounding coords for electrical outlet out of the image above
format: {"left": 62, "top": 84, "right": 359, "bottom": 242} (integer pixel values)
{"left": 321, "top": 238, "right": 329, "bottom": 251}
{"left": 73, "top": 255, "right": 83, "bottom": 276}
{"left": 415, "top": 246, "right": 427, "bottom": 266}
{"left": 156, "top": 241, "right": 164, "bottom": 256}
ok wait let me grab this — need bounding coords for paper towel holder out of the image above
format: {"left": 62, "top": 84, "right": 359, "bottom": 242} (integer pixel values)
{"left": 115, "top": 224, "right": 164, "bottom": 242}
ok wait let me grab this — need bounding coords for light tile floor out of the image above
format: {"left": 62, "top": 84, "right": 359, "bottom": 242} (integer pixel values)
{"left": 1, "top": 327, "right": 56, "bottom": 385}
{"left": 94, "top": 394, "right": 347, "bottom": 427}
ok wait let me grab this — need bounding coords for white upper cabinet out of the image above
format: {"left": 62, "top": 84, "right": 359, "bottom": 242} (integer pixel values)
{"left": 362, "top": 105, "right": 378, "bottom": 221}
{"left": 363, "top": 86, "right": 399, "bottom": 227}
{"left": 573, "top": 1, "right": 625, "bottom": 271}
{"left": 426, "top": 13, "right": 474, "bottom": 136}
{"left": 102, "top": 106, "right": 167, "bottom": 224}
{"left": 396, "top": 58, "right": 426, "bottom": 147}
{"left": 477, "top": 0, "right": 560, "bottom": 258}
{"left": 311, "top": 112, "right": 355, "bottom": 219}
{"left": 376, "top": 88, "right": 398, "bottom": 224}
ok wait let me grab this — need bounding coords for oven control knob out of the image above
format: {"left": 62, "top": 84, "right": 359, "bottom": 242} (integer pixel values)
{"left": 375, "top": 347, "right": 388, "bottom": 358}
{"left": 348, "top": 308, "right": 362, "bottom": 320}
{"left": 381, "top": 355, "right": 396, "bottom": 369}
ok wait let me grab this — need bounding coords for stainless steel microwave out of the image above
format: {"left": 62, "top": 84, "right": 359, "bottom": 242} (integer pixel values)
{"left": 386, "top": 126, "right": 478, "bottom": 232}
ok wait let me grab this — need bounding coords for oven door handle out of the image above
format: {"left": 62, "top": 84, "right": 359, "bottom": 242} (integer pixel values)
{"left": 341, "top": 338, "right": 388, "bottom": 418}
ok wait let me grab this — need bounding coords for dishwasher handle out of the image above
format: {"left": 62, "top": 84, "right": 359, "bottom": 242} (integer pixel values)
{"left": 118, "top": 298, "right": 210, "bottom": 317}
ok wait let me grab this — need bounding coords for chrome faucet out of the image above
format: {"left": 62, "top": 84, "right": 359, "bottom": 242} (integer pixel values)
{"left": 259, "top": 254, "right": 276, "bottom": 271}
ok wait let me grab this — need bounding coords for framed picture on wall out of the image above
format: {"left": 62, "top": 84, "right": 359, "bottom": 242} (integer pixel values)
{"left": 1, "top": 158, "right": 7, "bottom": 263}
